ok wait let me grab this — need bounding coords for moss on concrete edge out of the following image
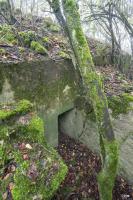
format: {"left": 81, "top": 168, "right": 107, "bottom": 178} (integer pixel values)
{"left": 0, "top": 99, "right": 33, "bottom": 121}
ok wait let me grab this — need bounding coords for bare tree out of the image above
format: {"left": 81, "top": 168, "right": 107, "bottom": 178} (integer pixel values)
{"left": 80, "top": 0, "right": 133, "bottom": 57}
{"left": 0, "top": 0, "right": 17, "bottom": 24}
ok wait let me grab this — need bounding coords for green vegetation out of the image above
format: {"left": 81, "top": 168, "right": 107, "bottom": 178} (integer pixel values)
{"left": 108, "top": 93, "right": 133, "bottom": 117}
{"left": 0, "top": 100, "right": 67, "bottom": 200}
{"left": 27, "top": 116, "right": 45, "bottom": 144}
{"left": 42, "top": 36, "right": 49, "bottom": 43}
{"left": 31, "top": 41, "right": 48, "bottom": 55}
{"left": 43, "top": 17, "right": 54, "bottom": 27}
{"left": 12, "top": 154, "right": 67, "bottom": 200}
{"left": 18, "top": 31, "right": 36, "bottom": 47}
{"left": 58, "top": 51, "right": 70, "bottom": 59}
{"left": 0, "top": 99, "right": 33, "bottom": 121}
{"left": 98, "top": 139, "right": 118, "bottom": 200}
{"left": 18, "top": 47, "right": 25, "bottom": 53}
{"left": 43, "top": 17, "right": 60, "bottom": 32}
{"left": 0, "top": 48, "right": 6, "bottom": 55}
{"left": 49, "top": 24, "right": 60, "bottom": 32}
{"left": 0, "top": 25, "right": 17, "bottom": 44}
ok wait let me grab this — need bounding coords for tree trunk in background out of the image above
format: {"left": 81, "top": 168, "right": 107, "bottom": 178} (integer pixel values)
{"left": 7, "top": 0, "right": 16, "bottom": 24}
{"left": 49, "top": 0, "right": 119, "bottom": 199}
{"left": 130, "top": 36, "right": 133, "bottom": 56}
{"left": 109, "top": 2, "right": 115, "bottom": 64}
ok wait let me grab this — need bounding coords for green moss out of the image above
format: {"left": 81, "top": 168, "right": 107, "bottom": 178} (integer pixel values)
{"left": 58, "top": 51, "right": 70, "bottom": 59}
{"left": 12, "top": 151, "right": 67, "bottom": 200}
{"left": 42, "top": 37, "right": 49, "bottom": 43}
{"left": 98, "top": 139, "right": 118, "bottom": 200}
{"left": 0, "top": 126, "right": 9, "bottom": 140}
{"left": 0, "top": 99, "right": 33, "bottom": 121}
{"left": 0, "top": 25, "right": 16, "bottom": 44}
{"left": 0, "top": 100, "right": 67, "bottom": 199}
{"left": 108, "top": 93, "right": 133, "bottom": 118}
{"left": 12, "top": 159, "right": 31, "bottom": 200}
{"left": 43, "top": 17, "right": 54, "bottom": 27}
{"left": 18, "top": 31, "right": 36, "bottom": 47}
{"left": 18, "top": 47, "right": 25, "bottom": 53}
{"left": 49, "top": 24, "right": 60, "bottom": 32}
{"left": 44, "top": 161, "right": 68, "bottom": 199}
{"left": 0, "top": 48, "right": 6, "bottom": 55}
{"left": 0, "top": 144, "right": 5, "bottom": 166}
{"left": 27, "top": 116, "right": 45, "bottom": 144}
{"left": 31, "top": 41, "right": 48, "bottom": 55}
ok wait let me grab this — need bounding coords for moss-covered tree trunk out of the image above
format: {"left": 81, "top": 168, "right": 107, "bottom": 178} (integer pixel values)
{"left": 48, "top": 0, "right": 119, "bottom": 199}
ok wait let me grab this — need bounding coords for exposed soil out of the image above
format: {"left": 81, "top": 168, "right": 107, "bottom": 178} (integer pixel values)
{"left": 52, "top": 133, "right": 133, "bottom": 200}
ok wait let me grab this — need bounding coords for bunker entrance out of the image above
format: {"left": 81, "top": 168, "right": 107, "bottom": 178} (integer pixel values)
{"left": 58, "top": 108, "right": 79, "bottom": 142}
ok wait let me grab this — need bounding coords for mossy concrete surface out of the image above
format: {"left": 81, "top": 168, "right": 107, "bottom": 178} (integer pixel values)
{"left": 0, "top": 100, "right": 67, "bottom": 200}
{"left": 0, "top": 58, "right": 78, "bottom": 146}
{"left": 60, "top": 94, "right": 133, "bottom": 184}
{"left": 0, "top": 57, "right": 133, "bottom": 185}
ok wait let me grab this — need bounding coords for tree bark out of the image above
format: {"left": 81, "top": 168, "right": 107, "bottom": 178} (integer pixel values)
{"left": 130, "top": 36, "right": 133, "bottom": 56}
{"left": 49, "top": 0, "right": 118, "bottom": 199}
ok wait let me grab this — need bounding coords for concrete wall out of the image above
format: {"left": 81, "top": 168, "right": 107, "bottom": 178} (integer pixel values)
{"left": 0, "top": 59, "right": 78, "bottom": 146}
{"left": 0, "top": 58, "right": 133, "bottom": 184}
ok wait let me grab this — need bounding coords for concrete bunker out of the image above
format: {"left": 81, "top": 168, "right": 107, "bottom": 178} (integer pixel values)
{"left": 0, "top": 58, "right": 133, "bottom": 184}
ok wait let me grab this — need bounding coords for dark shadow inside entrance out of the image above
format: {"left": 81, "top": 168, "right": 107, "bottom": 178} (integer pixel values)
{"left": 58, "top": 108, "right": 74, "bottom": 142}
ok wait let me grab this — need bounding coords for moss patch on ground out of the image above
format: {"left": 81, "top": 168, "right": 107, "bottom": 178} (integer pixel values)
{"left": 0, "top": 100, "right": 67, "bottom": 200}
{"left": 18, "top": 31, "right": 36, "bottom": 47}
{"left": 31, "top": 41, "right": 48, "bottom": 55}
{"left": 0, "top": 25, "right": 17, "bottom": 45}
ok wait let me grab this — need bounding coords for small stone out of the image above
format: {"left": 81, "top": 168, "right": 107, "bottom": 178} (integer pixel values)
{"left": 19, "top": 143, "right": 26, "bottom": 150}
{"left": 25, "top": 144, "right": 32, "bottom": 149}
{"left": 11, "top": 165, "right": 16, "bottom": 172}
{"left": 33, "top": 194, "right": 43, "bottom": 200}
{"left": 72, "top": 152, "right": 75, "bottom": 156}
{"left": 8, "top": 182, "right": 14, "bottom": 190}
{"left": 23, "top": 154, "right": 29, "bottom": 160}
{"left": 2, "top": 192, "right": 7, "bottom": 200}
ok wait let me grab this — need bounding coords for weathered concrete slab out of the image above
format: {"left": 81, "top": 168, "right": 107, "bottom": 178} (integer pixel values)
{"left": 0, "top": 59, "right": 78, "bottom": 146}
{"left": 0, "top": 58, "right": 133, "bottom": 185}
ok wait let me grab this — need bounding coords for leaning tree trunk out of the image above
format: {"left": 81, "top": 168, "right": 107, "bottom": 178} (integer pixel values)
{"left": 49, "top": 0, "right": 119, "bottom": 199}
